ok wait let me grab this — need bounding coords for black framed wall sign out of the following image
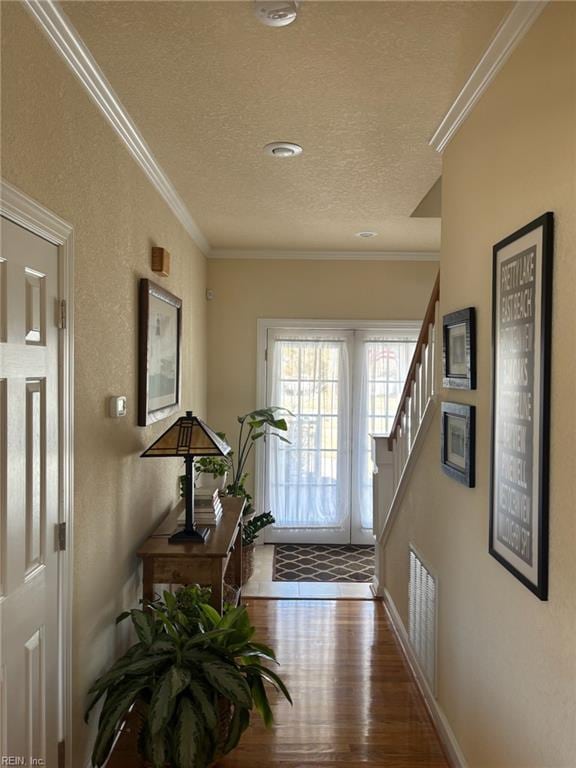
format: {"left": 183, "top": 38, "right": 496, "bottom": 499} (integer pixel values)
{"left": 441, "top": 402, "right": 475, "bottom": 487}
{"left": 489, "top": 212, "right": 554, "bottom": 600}
{"left": 442, "top": 307, "right": 476, "bottom": 389}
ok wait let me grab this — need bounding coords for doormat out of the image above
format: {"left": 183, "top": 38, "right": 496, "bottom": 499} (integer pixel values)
{"left": 273, "top": 544, "right": 374, "bottom": 583}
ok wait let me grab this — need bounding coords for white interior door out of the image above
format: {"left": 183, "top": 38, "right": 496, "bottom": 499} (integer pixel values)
{"left": 262, "top": 326, "right": 417, "bottom": 545}
{"left": 0, "top": 217, "right": 60, "bottom": 766}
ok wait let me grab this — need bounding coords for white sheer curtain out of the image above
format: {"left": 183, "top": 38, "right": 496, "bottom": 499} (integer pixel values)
{"left": 267, "top": 330, "right": 351, "bottom": 530}
{"left": 353, "top": 333, "right": 417, "bottom": 530}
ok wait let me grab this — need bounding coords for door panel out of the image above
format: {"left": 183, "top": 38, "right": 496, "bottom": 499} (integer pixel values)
{"left": 0, "top": 217, "right": 59, "bottom": 766}
{"left": 265, "top": 332, "right": 352, "bottom": 544}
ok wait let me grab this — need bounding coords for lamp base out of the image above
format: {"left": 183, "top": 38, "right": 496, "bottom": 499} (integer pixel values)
{"left": 169, "top": 526, "right": 210, "bottom": 544}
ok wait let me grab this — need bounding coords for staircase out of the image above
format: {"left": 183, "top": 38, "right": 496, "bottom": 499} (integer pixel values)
{"left": 371, "top": 273, "right": 440, "bottom": 595}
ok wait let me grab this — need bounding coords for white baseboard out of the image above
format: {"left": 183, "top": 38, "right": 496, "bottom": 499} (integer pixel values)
{"left": 382, "top": 588, "right": 468, "bottom": 768}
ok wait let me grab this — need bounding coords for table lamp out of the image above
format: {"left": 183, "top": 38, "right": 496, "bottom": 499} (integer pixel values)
{"left": 141, "top": 411, "right": 231, "bottom": 544}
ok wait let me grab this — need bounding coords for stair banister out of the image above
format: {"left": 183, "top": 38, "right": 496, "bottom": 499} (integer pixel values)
{"left": 387, "top": 272, "right": 439, "bottom": 452}
{"left": 371, "top": 273, "right": 441, "bottom": 597}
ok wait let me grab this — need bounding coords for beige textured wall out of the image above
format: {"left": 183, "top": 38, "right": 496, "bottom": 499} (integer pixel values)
{"left": 207, "top": 258, "right": 438, "bottom": 469}
{"left": 383, "top": 5, "right": 576, "bottom": 767}
{"left": 1, "top": 5, "right": 208, "bottom": 765}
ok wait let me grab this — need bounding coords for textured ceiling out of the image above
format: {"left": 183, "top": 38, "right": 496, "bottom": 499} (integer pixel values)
{"left": 62, "top": 1, "right": 510, "bottom": 253}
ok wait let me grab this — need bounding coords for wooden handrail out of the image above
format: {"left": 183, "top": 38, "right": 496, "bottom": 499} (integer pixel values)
{"left": 387, "top": 272, "right": 440, "bottom": 450}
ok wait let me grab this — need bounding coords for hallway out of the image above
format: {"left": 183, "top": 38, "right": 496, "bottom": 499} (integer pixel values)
{"left": 111, "top": 600, "right": 449, "bottom": 767}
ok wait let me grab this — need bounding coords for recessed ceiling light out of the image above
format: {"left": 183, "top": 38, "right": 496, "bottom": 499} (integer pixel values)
{"left": 255, "top": 1, "right": 299, "bottom": 27}
{"left": 264, "top": 142, "right": 303, "bottom": 157}
{"left": 355, "top": 231, "right": 378, "bottom": 238}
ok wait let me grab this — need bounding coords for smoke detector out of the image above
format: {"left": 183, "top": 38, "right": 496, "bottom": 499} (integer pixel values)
{"left": 355, "top": 231, "right": 379, "bottom": 239}
{"left": 255, "top": 1, "right": 299, "bottom": 27}
{"left": 264, "top": 141, "right": 303, "bottom": 157}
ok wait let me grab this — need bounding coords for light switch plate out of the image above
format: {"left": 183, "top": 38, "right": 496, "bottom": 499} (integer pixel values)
{"left": 109, "top": 395, "right": 127, "bottom": 418}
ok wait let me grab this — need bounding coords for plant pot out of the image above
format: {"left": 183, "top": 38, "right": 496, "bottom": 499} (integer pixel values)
{"left": 242, "top": 543, "right": 256, "bottom": 584}
{"left": 195, "top": 470, "right": 228, "bottom": 493}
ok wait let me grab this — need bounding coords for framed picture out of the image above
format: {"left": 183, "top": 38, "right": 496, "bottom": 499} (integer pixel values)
{"left": 442, "top": 307, "right": 476, "bottom": 389}
{"left": 138, "top": 279, "right": 182, "bottom": 427}
{"left": 490, "top": 212, "right": 553, "bottom": 600}
{"left": 441, "top": 402, "right": 475, "bottom": 487}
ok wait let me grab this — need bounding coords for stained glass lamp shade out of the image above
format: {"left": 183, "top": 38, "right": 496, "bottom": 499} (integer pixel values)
{"left": 141, "top": 411, "right": 231, "bottom": 543}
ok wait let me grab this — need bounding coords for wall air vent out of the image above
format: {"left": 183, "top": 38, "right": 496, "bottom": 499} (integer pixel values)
{"left": 408, "top": 546, "right": 437, "bottom": 692}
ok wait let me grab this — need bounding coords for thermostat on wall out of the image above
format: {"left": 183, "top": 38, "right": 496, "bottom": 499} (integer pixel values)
{"left": 109, "top": 395, "right": 127, "bottom": 418}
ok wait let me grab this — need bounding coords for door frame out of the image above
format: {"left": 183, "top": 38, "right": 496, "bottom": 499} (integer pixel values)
{"left": 255, "top": 318, "right": 421, "bottom": 543}
{"left": 0, "top": 180, "right": 75, "bottom": 767}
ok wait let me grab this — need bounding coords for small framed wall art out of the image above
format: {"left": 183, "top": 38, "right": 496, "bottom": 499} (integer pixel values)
{"left": 442, "top": 307, "right": 476, "bottom": 389}
{"left": 440, "top": 402, "right": 475, "bottom": 487}
{"left": 138, "top": 279, "right": 182, "bottom": 427}
{"left": 489, "top": 212, "right": 554, "bottom": 600}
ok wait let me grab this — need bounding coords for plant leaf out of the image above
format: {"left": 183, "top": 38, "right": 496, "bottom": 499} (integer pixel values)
{"left": 221, "top": 705, "right": 250, "bottom": 755}
{"left": 247, "top": 664, "right": 293, "bottom": 704}
{"left": 250, "top": 676, "right": 274, "bottom": 728}
{"left": 149, "top": 639, "right": 176, "bottom": 654}
{"left": 148, "top": 666, "right": 190, "bottom": 735}
{"left": 163, "top": 590, "right": 177, "bottom": 611}
{"left": 268, "top": 432, "right": 291, "bottom": 443}
{"left": 115, "top": 610, "right": 131, "bottom": 625}
{"left": 131, "top": 610, "right": 155, "bottom": 647}
{"left": 218, "top": 606, "right": 246, "bottom": 631}
{"left": 246, "top": 642, "right": 278, "bottom": 663}
{"left": 198, "top": 603, "right": 221, "bottom": 629}
{"left": 175, "top": 696, "right": 204, "bottom": 768}
{"left": 188, "top": 681, "right": 218, "bottom": 731}
{"left": 149, "top": 728, "right": 166, "bottom": 768}
{"left": 202, "top": 661, "right": 252, "bottom": 709}
{"left": 91, "top": 679, "right": 147, "bottom": 766}
{"left": 87, "top": 653, "right": 172, "bottom": 699}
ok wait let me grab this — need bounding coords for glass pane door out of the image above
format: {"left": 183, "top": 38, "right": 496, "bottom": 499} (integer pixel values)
{"left": 265, "top": 330, "right": 352, "bottom": 544}
{"left": 263, "top": 326, "right": 418, "bottom": 545}
{"left": 351, "top": 335, "right": 416, "bottom": 544}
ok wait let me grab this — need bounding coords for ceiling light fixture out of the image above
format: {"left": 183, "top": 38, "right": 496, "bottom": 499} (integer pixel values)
{"left": 355, "top": 231, "right": 379, "bottom": 238}
{"left": 264, "top": 141, "right": 303, "bottom": 157}
{"left": 255, "top": 1, "right": 299, "bottom": 28}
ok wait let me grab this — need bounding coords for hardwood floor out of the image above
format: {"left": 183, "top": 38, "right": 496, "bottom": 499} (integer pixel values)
{"left": 109, "top": 599, "right": 449, "bottom": 767}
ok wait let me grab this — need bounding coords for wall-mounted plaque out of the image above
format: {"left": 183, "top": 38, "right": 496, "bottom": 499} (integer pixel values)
{"left": 489, "top": 213, "right": 554, "bottom": 600}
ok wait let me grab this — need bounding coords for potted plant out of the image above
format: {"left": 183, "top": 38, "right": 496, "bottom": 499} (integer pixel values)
{"left": 227, "top": 407, "right": 290, "bottom": 518}
{"left": 86, "top": 586, "right": 291, "bottom": 768}
{"left": 225, "top": 408, "right": 290, "bottom": 580}
{"left": 193, "top": 454, "right": 231, "bottom": 493}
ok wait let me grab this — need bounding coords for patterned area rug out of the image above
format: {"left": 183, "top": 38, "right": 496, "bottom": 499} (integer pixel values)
{"left": 273, "top": 544, "right": 374, "bottom": 583}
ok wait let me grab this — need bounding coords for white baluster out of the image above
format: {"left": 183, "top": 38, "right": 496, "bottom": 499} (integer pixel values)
{"left": 421, "top": 343, "right": 428, "bottom": 405}
{"left": 405, "top": 398, "right": 412, "bottom": 452}
{"left": 410, "top": 382, "right": 418, "bottom": 446}
{"left": 433, "top": 300, "right": 441, "bottom": 394}
{"left": 426, "top": 326, "right": 434, "bottom": 400}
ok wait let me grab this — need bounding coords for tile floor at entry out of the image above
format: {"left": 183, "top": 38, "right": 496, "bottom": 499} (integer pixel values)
{"left": 242, "top": 544, "right": 373, "bottom": 599}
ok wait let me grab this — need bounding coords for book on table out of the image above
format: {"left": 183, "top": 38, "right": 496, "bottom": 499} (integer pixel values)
{"left": 177, "top": 487, "right": 223, "bottom": 525}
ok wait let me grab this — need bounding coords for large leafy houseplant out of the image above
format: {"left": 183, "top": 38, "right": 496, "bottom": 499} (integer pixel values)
{"left": 227, "top": 407, "right": 291, "bottom": 517}
{"left": 86, "top": 586, "right": 291, "bottom": 768}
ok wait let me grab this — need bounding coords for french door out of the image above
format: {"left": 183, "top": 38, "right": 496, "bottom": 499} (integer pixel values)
{"left": 262, "top": 325, "right": 417, "bottom": 544}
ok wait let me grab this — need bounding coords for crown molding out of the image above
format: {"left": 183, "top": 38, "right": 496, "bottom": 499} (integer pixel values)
{"left": 208, "top": 249, "right": 440, "bottom": 262}
{"left": 22, "top": 0, "right": 210, "bottom": 255}
{"left": 429, "top": 1, "right": 548, "bottom": 154}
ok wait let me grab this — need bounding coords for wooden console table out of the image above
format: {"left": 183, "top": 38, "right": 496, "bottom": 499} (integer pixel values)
{"left": 137, "top": 496, "right": 244, "bottom": 613}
